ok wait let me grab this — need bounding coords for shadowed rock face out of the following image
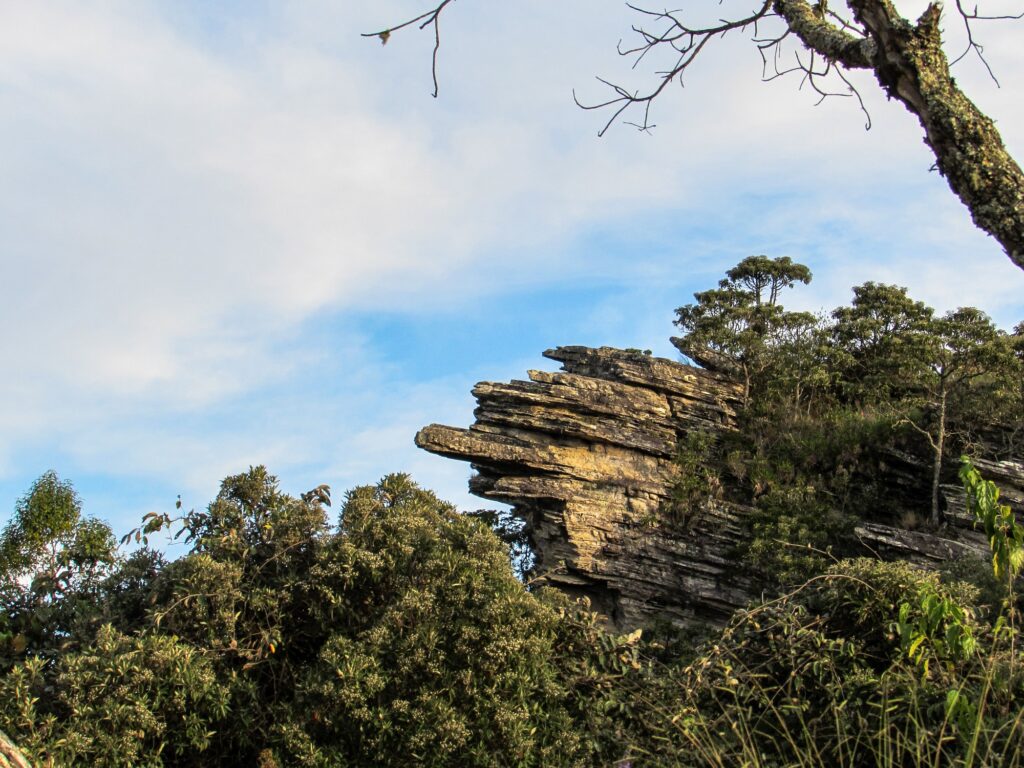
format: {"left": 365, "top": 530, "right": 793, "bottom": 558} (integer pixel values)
{"left": 416, "top": 346, "right": 1015, "bottom": 631}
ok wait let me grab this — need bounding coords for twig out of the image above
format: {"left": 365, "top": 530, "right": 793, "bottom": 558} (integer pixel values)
{"left": 0, "top": 730, "right": 32, "bottom": 768}
{"left": 362, "top": 0, "right": 458, "bottom": 98}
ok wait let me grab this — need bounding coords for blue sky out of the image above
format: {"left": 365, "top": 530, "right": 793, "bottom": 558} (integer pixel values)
{"left": 1, "top": 1, "right": 1023, "bottom": 537}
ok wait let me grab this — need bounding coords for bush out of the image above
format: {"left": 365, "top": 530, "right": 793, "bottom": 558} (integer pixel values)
{"left": 0, "top": 470, "right": 654, "bottom": 767}
{"left": 642, "top": 559, "right": 1024, "bottom": 768}
{"left": 744, "top": 484, "right": 857, "bottom": 586}
{"left": 661, "top": 431, "right": 722, "bottom": 529}
{"left": 0, "top": 627, "right": 229, "bottom": 767}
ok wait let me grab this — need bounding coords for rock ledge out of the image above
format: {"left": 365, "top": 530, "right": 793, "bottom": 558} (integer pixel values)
{"left": 416, "top": 346, "right": 1012, "bottom": 630}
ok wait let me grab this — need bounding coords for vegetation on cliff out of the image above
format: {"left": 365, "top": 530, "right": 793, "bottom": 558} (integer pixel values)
{"left": 0, "top": 259, "right": 1021, "bottom": 767}
{"left": 672, "top": 256, "right": 1022, "bottom": 584}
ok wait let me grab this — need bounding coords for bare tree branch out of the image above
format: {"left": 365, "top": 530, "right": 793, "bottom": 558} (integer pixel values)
{"left": 949, "top": 0, "right": 1024, "bottom": 84}
{"left": 774, "top": 0, "right": 877, "bottom": 66}
{"left": 845, "top": 0, "right": 1024, "bottom": 267}
{"left": 573, "top": 1, "right": 774, "bottom": 136}
{"left": 365, "top": 0, "right": 1024, "bottom": 268}
{"left": 362, "top": 0, "right": 457, "bottom": 98}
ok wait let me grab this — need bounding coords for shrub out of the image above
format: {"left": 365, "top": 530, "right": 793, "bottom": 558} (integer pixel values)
{"left": 643, "top": 559, "right": 1024, "bottom": 768}
{"left": 0, "top": 627, "right": 229, "bottom": 767}
{"left": 0, "top": 471, "right": 653, "bottom": 767}
{"left": 662, "top": 431, "right": 722, "bottom": 529}
{"left": 744, "top": 484, "right": 857, "bottom": 586}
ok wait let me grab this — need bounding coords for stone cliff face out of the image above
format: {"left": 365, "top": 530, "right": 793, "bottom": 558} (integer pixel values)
{"left": 416, "top": 346, "right": 1019, "bottom": 631}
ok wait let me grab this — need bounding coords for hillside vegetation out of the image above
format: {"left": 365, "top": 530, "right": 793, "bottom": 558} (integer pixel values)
{"left": 1, "top": 259, "right": 1022, "bottom": 767}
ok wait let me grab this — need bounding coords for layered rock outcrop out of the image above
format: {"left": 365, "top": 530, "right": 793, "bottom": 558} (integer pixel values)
{"left": 416, "top": 346, "right": 1018, "bottom": 631}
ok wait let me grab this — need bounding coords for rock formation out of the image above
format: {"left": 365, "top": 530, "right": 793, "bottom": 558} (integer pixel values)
{"left": 416, "top": 346, "right": 1020, "bottom": 631}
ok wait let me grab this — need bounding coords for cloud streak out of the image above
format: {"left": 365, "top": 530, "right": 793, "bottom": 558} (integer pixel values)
{"left": 0, "top": 1, "right": 1021, "bottom": 530}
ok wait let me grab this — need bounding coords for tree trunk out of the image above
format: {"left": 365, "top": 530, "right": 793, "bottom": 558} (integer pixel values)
{"left": 0, "top": 730, "right": 31, "bottom": 768}
{"left": 931, "top": 383, "right": 947, "bottom": 525}
{"left": 775, "top": 0, "right": 1024, "bottom": 268}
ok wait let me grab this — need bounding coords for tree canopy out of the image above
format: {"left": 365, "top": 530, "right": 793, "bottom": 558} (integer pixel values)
{"left": 672, "top": 255, "right": 817, "bottom": 405}
{"left": 4, "top": 465, "right": 1024, "bottom": 766}
{"left": 672, "top": 256, "right": 1021, "bottom": 569}
{"left": 0, "top": 470, "right": 658, "bottom": 767}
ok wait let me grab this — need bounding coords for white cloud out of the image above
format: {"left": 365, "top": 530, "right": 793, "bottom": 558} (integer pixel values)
{"left": 0, "top": 1, "right": 1021, "bottom": 525}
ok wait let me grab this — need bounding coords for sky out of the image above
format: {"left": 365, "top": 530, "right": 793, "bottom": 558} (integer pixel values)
{"left": 1, "top": 0, "right": 1023, "bottom": 538}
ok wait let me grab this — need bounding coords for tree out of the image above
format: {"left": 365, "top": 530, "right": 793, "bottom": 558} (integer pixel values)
{"left": 0, "top": 471, "right": 84, "bottom": 584}
{"left": 913, "top": 308, "right": 1014, "bottom": 524}
{"left": 830, "top": 281, "right": 934, "bottom": 404}
{"left": 766, "top": 308, "right": 831, "bottom": 413}
{"left": 0, "top": 472, "right": 116, "bottom": 666}
{"left": 1, "top": 470, "right": 655, "bottom": 767}
{"left": 672, "top": 255, "right": 815, "bottom": 407}
{"left": 725, "top": 255, "right": 812, "bottom": 308}
{"left": 368, "top": 1, "right": 1024, "bottom": 270}
{"left": 830, "top": 288, "right": 1016, "bottom": 523}
{"left": 991, "top": 322, "right": 1024, "bottom": 452}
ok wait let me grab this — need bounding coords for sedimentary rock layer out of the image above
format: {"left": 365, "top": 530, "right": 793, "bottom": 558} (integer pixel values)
{"left": 416, "top": 346, "right": 1014, "bottom": 630}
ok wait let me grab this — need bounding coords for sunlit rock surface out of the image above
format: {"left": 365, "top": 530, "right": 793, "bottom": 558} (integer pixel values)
{"left": 417, "top": 346, "right": 1017, "bottom": 630}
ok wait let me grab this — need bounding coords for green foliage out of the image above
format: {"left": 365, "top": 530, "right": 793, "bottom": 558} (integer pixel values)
{"left": 661, "top": 431, "right": 721, "bottom": 529}
{"left": 830, "top": 282, "right": 934, "bottom": 404}
{"left": 733, "top": 406, "right": 896, "bottom": 503}
{"left": 0, "top": 471, "right": 116, "bottom": 586}
{"left": 638, "top": 560, "right": 1023, "bottom": 767}
{"left": 725, "top": 405, "right": 894, "bottom": 587}
{"left": 465, "top": 507, "right": 534, "bottom": 579}
{"left": 911, "top": 309, "right": 1016, "bottom": 522}
{"left": 0, "top": 627, "right": 229, "bottom": 767}
{"left": 0, "top": 471, "right": 117, "bottom": 670}
{"left": 927, "top": 308, "right": 1008, "bottom": 389}
{"left": 673, "top": 256, "right": 817, "bottom": 405}
{"left": 940, "top": 555, "right": 1009, "bottom": 621}
{"left": 960, "top": 457, "right": 1024, "bottom": 584}
{"left": 675, "top": 262, "right": 1020, "bottom": 585}
{"left": 0, "top": 471, "right": 82, "bottom": 573}
{"left": 894, "top": 581, "right": 978, "bottom": 678}
{"left": 3, "top": 463, "right": 1024, "bottom": 767}
{"left": 0, "top": 470, "right": 659, "bottom": 767}
{"left": 744, "top": 484, "right": 857, "bottom": 585}
{"left": 274, "top": 474, "right": 667, "bottom": 767}
{"left": 673, "top": 280, "right": 758, "bottom": 370}
{"left": 824, "top": 290, "right": 1018, "bottom": 524}
{"left": 724, "top": 255, "right": 812, "bottom": 306}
